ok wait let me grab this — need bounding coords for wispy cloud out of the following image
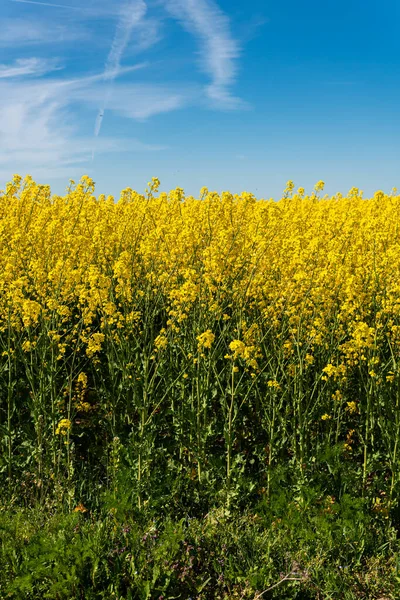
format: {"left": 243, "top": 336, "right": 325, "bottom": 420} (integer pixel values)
{"left": 1, "top": 0, "right": 249, "bottom": 185}
{"left": 10, "top": 0, "right": 84, "bottom": 10}
{"left": 0, "top": 74, "right": 169, "bottom": 183}
{"left": 0, "top": 58, "right": 62, "bottom": 79}
{"left": 93, "top": 0, "right": 147, "bottom": 143}
{"left": 8, "top": 0, "right": 132, "bottom": 18}
{"left": 0, "top": 84, "right": 85, "bottom": 180}
{"left": 0, "top": 17, "right": 88, "bottom": 46}
{"left": 163, "top": 0, "right": 242, "bottom": 108}
{"left": 77, "top": 82, "right": 186, "bottom": 120}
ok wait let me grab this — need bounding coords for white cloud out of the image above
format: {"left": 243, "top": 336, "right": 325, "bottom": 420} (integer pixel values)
{"left": 77, "top": 82, "right": 186, "bottom": 121}
{"left": 103, "top": 1, "right": 148, "bottom": 82}
{"left": 0, "top": 74, "right": 168, "bottom": 183}
{"left": 0, "top": 58, "right": 62, "bottom": 79}
{"left": 0, "top": 0, "right": 248, "bottom": 184}
{"left": 163, "top": 0, "right": 242, "bottom": 108}
{"left": 10, "top": 0, "right": 85, "bottom": 10}
{"left": 8, "top": 0, "right": 121, "bottom": 16}
{"left": 0, "top": 17, "right": 88, "bottom": 46}
{"left": 94, "top": 0, "right": 148, "bottom": 141}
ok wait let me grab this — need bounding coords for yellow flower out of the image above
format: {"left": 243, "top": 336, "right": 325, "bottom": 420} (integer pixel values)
{"left": 22, "top": 340, "right": 35, "bottom": 352}
{"left": 77, "top": 372, "right": 88, "bottom": 388}
{"left": 229, "top": 339, "right": 246, "bottom": 359}
{"left": 346, "top": 401, "right": 358, "bottom": 414}
{"left": 267, "top": 379, "right": 281, "bottom": 390}
{"left": 75, "top": 402, "right": 92, "bottom": 413}
{"left": 321, "top": 414, "right": 332, "bottom": 421}
{"left": 21, "top": 299, "right": 42, "bottom": 327}
{"left": 197, "top": 330, "right": 215, "bottom": 350}
{"left": 56, "top": 418, "right": 72, "bottom": 435}
{"left": 322, "top": 364, "right": 336, "bottom": 378}
{"left": 86, "top": 333, "right": 105, "bottom": 358}
{"left": 154, "top": 334, "right": 168, "bottom": 351}
{"left": 284, "top": 180, "right": 295, "bottom": 195}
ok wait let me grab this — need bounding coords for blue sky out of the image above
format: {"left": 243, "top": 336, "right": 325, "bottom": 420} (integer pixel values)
{"left": 1, "top": 0, "right": 399, "bottom": 198}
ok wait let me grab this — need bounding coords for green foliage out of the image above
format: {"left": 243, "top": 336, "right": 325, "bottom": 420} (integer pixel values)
{"left": 1, "top": 495, "right": 399, "bottom": 599}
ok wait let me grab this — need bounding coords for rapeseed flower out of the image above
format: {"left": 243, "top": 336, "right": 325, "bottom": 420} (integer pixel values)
{"left": 56, "top": 419, "right": 72, "bottom": 435}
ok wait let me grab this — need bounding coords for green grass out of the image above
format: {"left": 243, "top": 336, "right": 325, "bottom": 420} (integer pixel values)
{"left": 1, "top": 469, "right": 400, "bottom": 599}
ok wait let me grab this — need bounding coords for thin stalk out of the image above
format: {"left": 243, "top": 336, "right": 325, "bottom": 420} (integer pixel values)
{"left": 389, "top": 379, "right": 400, "bottom": 507}
{"left": 226, "top": 362, "right": 235, "bottom": 504}
{"left": 6, "top": 312, "right": 13, "bottom": 493}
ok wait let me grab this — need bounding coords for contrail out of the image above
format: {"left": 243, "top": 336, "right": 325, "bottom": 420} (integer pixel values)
{"left": 163, "top": 0, "right": 241, "bottom": 108}
{"left": 92, "top": 0, "right": 147, "bottom": 157}
{"left": 11, "top": 0, "right": 83, "bottom": 9}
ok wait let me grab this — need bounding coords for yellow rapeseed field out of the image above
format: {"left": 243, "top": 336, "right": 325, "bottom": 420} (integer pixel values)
{"left": 1, "top": 173, "right": 400, "bottom": 511}
{"left": 2, "top": 175, "right": 399, "bottom": 342}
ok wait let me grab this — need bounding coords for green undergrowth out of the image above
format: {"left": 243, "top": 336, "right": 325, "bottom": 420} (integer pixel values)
{"left": 1, "top": 482, "right": 400, "bottom": 600}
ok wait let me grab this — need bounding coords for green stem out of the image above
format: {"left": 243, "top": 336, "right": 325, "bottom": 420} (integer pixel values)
{"left": 6, "top": 315, "right": 13, "bottom": 492}
{"left": 226, "top": 363, "right": 235, "bottom": 504}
